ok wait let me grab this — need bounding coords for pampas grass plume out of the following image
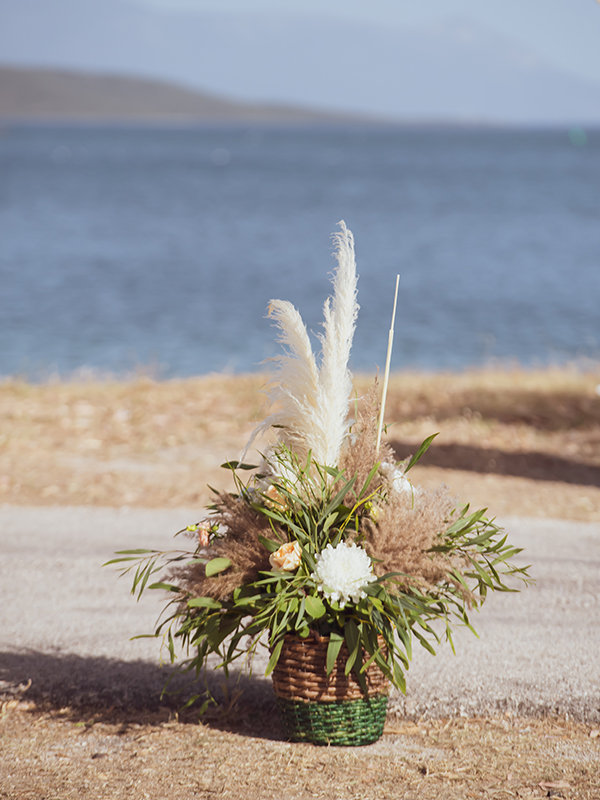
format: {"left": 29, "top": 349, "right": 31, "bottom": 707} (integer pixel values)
{"left": 246, "top": 221, "right": 359, "bottom": 468}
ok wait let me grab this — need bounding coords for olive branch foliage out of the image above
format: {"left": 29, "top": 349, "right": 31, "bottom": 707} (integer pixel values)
{"left": 105, "top": 438, "right": 530, "bottom": 697}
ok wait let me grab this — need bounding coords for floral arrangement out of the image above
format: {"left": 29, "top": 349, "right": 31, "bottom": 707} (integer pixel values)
{"left": 108, "top": 222, "right": 529, "bottom": 716}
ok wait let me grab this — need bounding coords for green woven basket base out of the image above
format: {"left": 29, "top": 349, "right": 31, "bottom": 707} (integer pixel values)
{"left": 276, "top": 694, "right": 388, "bottom": 746}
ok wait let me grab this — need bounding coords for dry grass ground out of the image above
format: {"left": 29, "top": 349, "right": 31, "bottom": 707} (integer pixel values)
{"left": 1, "top": 367, "right": 599, "bottom": 798}
{"left": 1, "top": 366, "right": 599, "bottom": 519}
{"left": 1, "top": 701, "right": 599, "bottom": 800}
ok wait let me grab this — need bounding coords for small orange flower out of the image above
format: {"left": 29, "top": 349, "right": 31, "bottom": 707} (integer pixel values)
{"left": 264, "top": 484, "right": 287, "bottom": 512}
{"left": 269, "top": 541, "right": 302, "bottom": 572}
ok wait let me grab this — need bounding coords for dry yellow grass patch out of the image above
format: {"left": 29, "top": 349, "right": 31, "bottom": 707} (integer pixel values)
{"left": 1, "top": 702, "right": 599, "bottom": 800}
{"left": 379, "top": 367, "right": 600, "bottom": 520}
{"left": 1, "top": 366, "right": 599, "bottom": 519}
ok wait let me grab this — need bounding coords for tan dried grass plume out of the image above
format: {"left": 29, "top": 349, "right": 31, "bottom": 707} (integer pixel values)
{"left": 180, "top": 493, "right": 272, "bottom": 601}
{"left": 361, "top": 486, "right": 459, "bottom": 592}
{"left": 342, "top": 385, "right": 471, "bottom": 597}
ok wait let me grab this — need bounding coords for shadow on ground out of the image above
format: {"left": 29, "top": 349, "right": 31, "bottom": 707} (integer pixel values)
{"left": 385, "top": 387, "right": 600, "bottom": 433}
{"left": 390, "top": 439, "right": 600, "bottom": 487}
{"left": 0, "top": 650, "right": 282, "bottom": 739}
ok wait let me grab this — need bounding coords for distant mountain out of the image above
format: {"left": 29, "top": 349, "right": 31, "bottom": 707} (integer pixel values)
{"left": 1, "top": 0, "right": 599, "bottom": 124}
{"left": 0, "top": 66, "right": 364, "bottom": 122}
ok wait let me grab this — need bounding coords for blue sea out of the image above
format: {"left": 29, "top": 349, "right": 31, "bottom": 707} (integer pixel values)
{"left": 1, "top": 123, "right": 599, "bottom": 379}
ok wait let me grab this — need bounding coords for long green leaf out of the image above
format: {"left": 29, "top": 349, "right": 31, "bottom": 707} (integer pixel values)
{"left": 257, "top": 535, "right": 283, "bottom": 553}
{"left": 132, "top": 558, "right": 159, "bottom": 599}
{"left": 148, "top": 581, "right": 179, "bottom": 592}
{"left": 404, "top": 433, "right": 438, "bottom": 472}
{"left": 321, "top": 476, "right": 356, "bottom": 522}
{"left": 343, "top": 620, "right": 360, "bottom": 676}
{"left": 393, "top": 660, "right": 406, "bottom": 693}
{"left": 356, "top": 461, "right": 381, "bottom": 501}
{"left": 469, "top": 558, "right": 494, "bottom": 588}
{"left": 445, "top": 508, "right": 487, "bottom": 536}
{"left": 220, "top": 461, "right": 258, "bottom": 471}
{"left": 325, "top": 632, "right": 344, "bottom": 676}
{"left": 295, "top": 597, "right": 306, "bottom": 630}
{"left": 265, "top": 639, "right": 284, "bottom": 676}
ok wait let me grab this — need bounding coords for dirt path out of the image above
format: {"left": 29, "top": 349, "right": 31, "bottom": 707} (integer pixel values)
{"left": 1, "top": 507, "right": 599, "bottom": 723}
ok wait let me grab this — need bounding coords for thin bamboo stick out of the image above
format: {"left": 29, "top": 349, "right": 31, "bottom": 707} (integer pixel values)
{"left": 375, "top": 274, "right": 400, "bottom": 453}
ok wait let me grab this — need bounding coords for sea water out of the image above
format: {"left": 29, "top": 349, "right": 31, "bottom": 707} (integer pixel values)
{"left": 1, "top": 123, "right": 599, "bottom": 378}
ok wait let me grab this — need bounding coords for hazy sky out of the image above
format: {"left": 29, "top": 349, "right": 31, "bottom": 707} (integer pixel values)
{"left": 140, "top": 0, "right": 600, "bottom": 84}
{"left": 2, "top": 0, "right": 599, "bottom": 122}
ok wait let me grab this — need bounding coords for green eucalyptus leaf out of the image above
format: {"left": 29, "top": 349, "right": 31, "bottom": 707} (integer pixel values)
{"left": 147, "top": 581, "right": 179, "bottom": 592}
{"left": 463, "top": 530, "right": 499, "bottom": 547}
{"left": 304, "top": 595, "right": 326, "bottom": 620}
{"left": 323, "top": 465, "right": 342, "bottom": 478}
{"left": 103, "top": 556, "right": 144, "bottom": 566}
{"left": 321, "top": 511, "right": 339, "bottom": 534}
{"left": 368, "top": 596, "right": 384, "bottom": 613}
{"left": 205, "top": 557, "right": 232, "bottom": 577}
{"left": 321, "top": 476, "right": 356, "bottom": 521}
{"left": 187, "top": 596, "right": 222, "bottom": 609}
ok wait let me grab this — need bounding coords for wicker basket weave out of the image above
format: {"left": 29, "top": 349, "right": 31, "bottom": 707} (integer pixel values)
{"left": 271, "top": 633, "right": 389, "bottom": 746}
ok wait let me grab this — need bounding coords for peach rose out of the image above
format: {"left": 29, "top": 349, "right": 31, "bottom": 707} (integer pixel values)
{"left": 269, "top": 541, "right": 302, "bottom": 572}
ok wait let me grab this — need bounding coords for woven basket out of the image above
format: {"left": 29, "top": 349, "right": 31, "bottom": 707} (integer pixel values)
{"left": 271, "top": 633, "right": 389, "bottom": 746}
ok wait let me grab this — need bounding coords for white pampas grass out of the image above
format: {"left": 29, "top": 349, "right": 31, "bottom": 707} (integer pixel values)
{"left": 318, "top": 222, "right": 359, "bottom": 464}
{"left": 245, "top": 221, "right": 359, "bottom": 468}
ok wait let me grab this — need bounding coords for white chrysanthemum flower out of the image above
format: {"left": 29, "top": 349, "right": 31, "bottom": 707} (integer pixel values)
{"left": 311, "top": 541, "right": 376, "bottom": 608}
